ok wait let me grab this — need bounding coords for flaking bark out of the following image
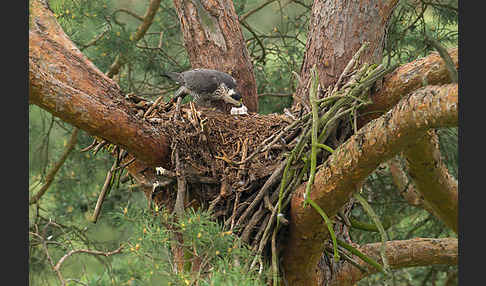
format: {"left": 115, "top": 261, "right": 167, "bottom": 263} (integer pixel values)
{"left": 295, "top": 0, "right": 399, "bottom": 108}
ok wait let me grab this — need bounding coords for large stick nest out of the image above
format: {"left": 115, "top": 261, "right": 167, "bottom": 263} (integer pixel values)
{"left": 156, "top": 105, "right": 293, "bottom": 192}
{"left": 118, "top": 95, "right": 305, "bottom": 249}
{"left": 91, "top": 53, "right": 393, "bottom": 273}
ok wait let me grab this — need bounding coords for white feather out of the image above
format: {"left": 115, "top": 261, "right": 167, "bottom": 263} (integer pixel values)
{"left": 231, "top": 104, "right": 248, "bottom": 115}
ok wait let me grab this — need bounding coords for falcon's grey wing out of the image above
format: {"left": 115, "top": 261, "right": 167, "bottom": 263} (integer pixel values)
{"left": 184, "top": 69, "right": 238, "bottom": 91}
{"left": 181, "top": 69, "right": 222, "bottom": 95}
{"left": 206, "top": 69, "right": 238, "bottom": 90}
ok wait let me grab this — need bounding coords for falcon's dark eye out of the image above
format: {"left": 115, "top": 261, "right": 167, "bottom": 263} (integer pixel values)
{"left": 230, "top": 90, "right": 241, "bottom": 101}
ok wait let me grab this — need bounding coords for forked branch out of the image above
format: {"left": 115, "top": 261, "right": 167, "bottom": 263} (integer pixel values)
{"left": 283, "top": 83, "right": 457, "bottom": 285}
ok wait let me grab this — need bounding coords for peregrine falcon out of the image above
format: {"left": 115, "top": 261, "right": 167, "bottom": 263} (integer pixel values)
{"left": 162, "top": 68, "right": 243, "bottom": 110}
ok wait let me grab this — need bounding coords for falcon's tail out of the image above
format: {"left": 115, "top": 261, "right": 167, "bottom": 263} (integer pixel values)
{"left": 161, "top": 71, "right": 183, "bottom": 84}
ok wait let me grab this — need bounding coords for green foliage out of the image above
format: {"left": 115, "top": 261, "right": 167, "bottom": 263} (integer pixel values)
{"left": 241, "top": 0, "right": 309, "bottom": 113}
{"left": 384, "top": 0, "right": 458, "bottom": 66}
{"left": 50, "top": 0, "right": 190, "bottom": 98}
{"left": 115, "top": 207, "right": 267, "bottom": 285}
{"left": 30, "top": 204, "right": 268, "bottom": 285}
{"left": 437, "top": 127, "right": 458, "bottom": 179}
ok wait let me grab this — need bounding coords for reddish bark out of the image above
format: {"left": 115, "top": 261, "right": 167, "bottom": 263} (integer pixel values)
{"left": 282, "top": 84, "right": 458, "bottom": 285}
{"left": 358, "top": 48, "right": 459, "bottom": 127}
{"left": 404, "top": 130, "right": 458, "bottom": 233}
{"left": 172, "top": 0, "right": 258, "bottom": 112}
{"left": 295, "top": 0, "right": 399, "bottom": 107}
{"left": 329, "top": 238, "right": 458, "bottom": 286}
{"left": 29, "top": 0, "right": 170, "bottom": 167}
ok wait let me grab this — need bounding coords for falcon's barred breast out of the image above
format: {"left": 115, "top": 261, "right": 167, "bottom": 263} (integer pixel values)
{"left": 162, "top": 69, "right": 243, "bottom": 110}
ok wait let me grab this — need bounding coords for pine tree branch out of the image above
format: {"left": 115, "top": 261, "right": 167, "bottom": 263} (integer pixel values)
{"left": 283, "top": 83, "right": 457, "bottom": 285}
{"left": 239, "top": 0, "right": 278, "bottom": 22}
{"left": 403, "top": 130, "right": 458, "bottom": 233}
{"left": 54, "top": 245, "right": 124, "bottom": 273}
{"left": 328, "top": 238, "right": 458, "bottom": 286}
{"left": 358, "top": 48, "right": 458, "bottom": 127}
{"left": 106, "top": 0, "right": 162, "bottom": 78}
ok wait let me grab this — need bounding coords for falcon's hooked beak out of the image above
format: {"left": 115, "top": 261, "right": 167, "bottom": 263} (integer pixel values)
{"left": 223, "top": 89, "right": 243, "bottom": 107}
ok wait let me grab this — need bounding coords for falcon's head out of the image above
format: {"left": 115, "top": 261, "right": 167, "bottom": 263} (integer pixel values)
{"left": 214, "top": 82, "right": 242, "bottom": 107}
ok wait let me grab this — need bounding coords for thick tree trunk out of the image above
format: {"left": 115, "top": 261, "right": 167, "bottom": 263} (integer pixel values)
{"left": 295, "top": 0, "right": 399, "bottom": 107}
{"left": 282, "top": 84, "right": 458, "bottom": 285}
{"left": 172, "top": 0, "right": 258, "bottom": 112}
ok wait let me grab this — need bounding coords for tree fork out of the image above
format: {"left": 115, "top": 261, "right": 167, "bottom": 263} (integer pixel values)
{"left": 283, "top": 84, "right": 457, "bottom": 285}
{"left": 295, "top": 0, "right": 399, "bottom": 107}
